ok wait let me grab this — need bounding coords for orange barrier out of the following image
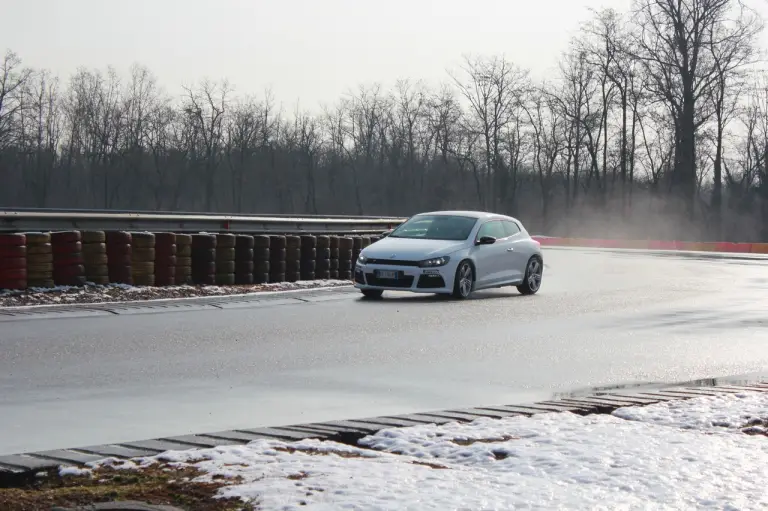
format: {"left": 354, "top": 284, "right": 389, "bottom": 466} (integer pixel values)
{"left": 751, "top": 243, "right": 768, "bottom": 254}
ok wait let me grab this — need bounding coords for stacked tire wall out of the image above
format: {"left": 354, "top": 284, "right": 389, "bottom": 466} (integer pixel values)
{"left": 155, "top": 233, "right": 177, "bottom": 287}
{"left": 82, "top": 231, "right": 109, "bottom": 285}
{"left": 106, "top": 231, "right": 132, "bottom": 285}
{"left": 285, "top": 236, "right": 301, "bottom": 282}
{"left": 338, "top": 237, "right": 353, "bottom": 280}
{"left": 52, "top": 231, "right": 85, "bottom": 286}
{"left": 131, "top": 232, "right": 156, "bottom": 287}
{"left": 315, "top": 235, "right": 331, "bottom": 280}
{"left": 175, "top": 234, "right": 192, "bottom": 285}
{"left": 235, "top": 235, "right": 254, "bottom": 284}
{"left": 192, "top": 234, "right": 216, "bottom": 285}
{"left": 215, "top": 234, "right": 236, "bottom": 285}
{"left": 0, "top": 228, "right": 385, "bottom": 290}
{"left": 329, "top": 236, "right": 340, "bottom": 280}
{"left": 0, "top": 234, "right": 27, "bottom": 290}
{"left": 269, "top": 235, "right": 286, "bottom": 283}
{"left": 25, "top": 232, "right": 53, "bottom": 288}
{"left": 253, "top": 235, "right": 270, "bottom": 284}
{"left": 300, "top": 235, "right": 316, "bottom": 281}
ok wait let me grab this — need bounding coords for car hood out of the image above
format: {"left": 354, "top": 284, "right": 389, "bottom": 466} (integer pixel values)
{"left": 362, "top": 237, "right": 466, "bottom": 260}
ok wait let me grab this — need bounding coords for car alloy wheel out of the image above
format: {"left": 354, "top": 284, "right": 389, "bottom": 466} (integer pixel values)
{"left": 453, "top": 261, "right": 474, "bottom": 299}
{"left": 517, "top": 256, "right": 543, "bottom": 295}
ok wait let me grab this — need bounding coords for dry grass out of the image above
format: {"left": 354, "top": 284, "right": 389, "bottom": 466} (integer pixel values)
{"left": 0, "top": 463, "right": 256, "bottom": 511}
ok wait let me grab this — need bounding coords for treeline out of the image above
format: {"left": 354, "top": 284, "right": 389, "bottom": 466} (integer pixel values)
{"left": 2, "top": 0, "right": 768, "bottom": 241}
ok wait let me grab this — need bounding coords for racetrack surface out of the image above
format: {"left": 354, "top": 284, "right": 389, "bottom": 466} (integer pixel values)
{"left": 2, "top": 248, "right": 768, "bottom": 455}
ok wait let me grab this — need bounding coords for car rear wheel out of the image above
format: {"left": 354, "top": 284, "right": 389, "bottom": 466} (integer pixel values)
{"left": 517, "top": 256, "right": 543, "bottom": 295}
{"left": 361, "top": 289, "right": 384, "bottom": 299}
{"left": 452, "top": 260, "right": 474, "bottom": 299}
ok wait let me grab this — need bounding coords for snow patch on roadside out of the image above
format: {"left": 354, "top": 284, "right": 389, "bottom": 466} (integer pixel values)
{"left": 0, "top": 280, "right": 352, "bottom": 307}
{"left": 74, "top": 392, "right": 768, "bottom": 510}
{"left": 612, "top": 390, "right": 768, "bottom": 433}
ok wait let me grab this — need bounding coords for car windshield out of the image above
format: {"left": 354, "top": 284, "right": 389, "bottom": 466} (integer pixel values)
{"left": 388, "top": 215, "right": 478, "bottom": 241}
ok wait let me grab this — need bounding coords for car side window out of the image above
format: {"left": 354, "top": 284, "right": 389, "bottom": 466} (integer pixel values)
{"left": 503, "top": 220, "right": 521, "bottom": 237}
{"left": 476, "top": 220, "right": 506, "bottom": 240}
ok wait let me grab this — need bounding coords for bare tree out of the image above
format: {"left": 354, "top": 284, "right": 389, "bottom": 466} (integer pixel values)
{"left": 451, "top": 55, "right": 529, "bottom": 210}
{"left": 631, "top": 0, "right": 762, "bottom": 223}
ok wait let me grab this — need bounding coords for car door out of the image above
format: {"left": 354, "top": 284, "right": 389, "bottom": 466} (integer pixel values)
{"left": 501, "top": 220, "right": 527, "bottom": 282}
{"left": 472, "top": 220, "right": 509, "bottom": 287}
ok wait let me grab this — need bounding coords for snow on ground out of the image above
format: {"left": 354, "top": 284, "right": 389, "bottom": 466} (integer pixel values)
{"left": 612, "top": 389, "right": 768, "bottom": 435}
{"left": 69, "top": 390, "right": 768, "bottom": 510}
{"left": 0, "top": 280, "right": 351, "bottom": 307}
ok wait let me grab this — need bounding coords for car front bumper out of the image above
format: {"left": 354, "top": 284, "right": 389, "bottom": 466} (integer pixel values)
{"left": 353, "top": 262, "right": 455, "bottom": 293}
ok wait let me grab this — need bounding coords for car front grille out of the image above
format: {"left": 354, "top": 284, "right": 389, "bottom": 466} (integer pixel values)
{"left": 366, "top": 259, "right": 421, "bottom": 267}
{"left": 365, "top": 273, "right": 414, "bottom": 288}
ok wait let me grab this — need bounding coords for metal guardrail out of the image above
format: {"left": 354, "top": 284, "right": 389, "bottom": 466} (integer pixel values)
{"left": 0, "top": 208, "right": 406, "bottom": 234}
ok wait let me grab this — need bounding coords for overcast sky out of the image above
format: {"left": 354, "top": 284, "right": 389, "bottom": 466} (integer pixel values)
{"left": 4, "top": 0, "right": 768, "bottom": 108}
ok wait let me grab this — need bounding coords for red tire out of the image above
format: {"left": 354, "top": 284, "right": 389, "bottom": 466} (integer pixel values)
{"left": 0, "top": 268, "right": 27, "bottom": 280}
{"left": 106, "top": 231, "right": 132, "bottom": 244}
{"left": 0, "top": 233, "right": 26, "bottom": 247}
{"left": 54, "top": 254, "right": 85, "bottom": 266}
{"left": 51, "top": 231, "right": 82, "bottom": 243}
{"left": 0, "top": 279, "right": 27, "bottom": 290}
{"left": 53, "top": 241, "right": 82, "bottom": 254}
{"left": 0, "top": 246, "right": 26, "bottom": 258}
{"left": 54, "top": 264, "right": 85, "bottom": 278}
{"left": 0, "top": 257, "right": 27, "bottom": 270}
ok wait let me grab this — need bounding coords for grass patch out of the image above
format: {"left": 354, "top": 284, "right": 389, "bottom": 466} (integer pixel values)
{"left": 0, "top": 463, "right": 255, "bottom": 511}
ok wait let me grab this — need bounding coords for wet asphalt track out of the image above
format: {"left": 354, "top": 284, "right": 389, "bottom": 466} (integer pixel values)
{"left": 2, "top": 248, "right": 768, "bottom": 455}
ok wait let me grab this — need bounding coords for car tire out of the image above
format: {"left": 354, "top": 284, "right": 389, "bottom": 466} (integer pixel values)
{"left": 517, "top": 256, "right": 543, "bottom": 295}
{"left": 452, "top": 260, "right": 474, "bottom": 299}
{"left": 361, "top": 289, "right": 384, "bottom": 299}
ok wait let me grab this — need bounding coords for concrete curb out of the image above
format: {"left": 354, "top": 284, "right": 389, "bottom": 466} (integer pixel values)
{"left": 2, "top": 380, "right": 766, "bottom": 482}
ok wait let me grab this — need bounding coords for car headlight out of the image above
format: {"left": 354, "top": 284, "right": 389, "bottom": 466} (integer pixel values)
{"left": 357, "top": 254, "right": 368, "bottom": 265}
{"left": 419, "top": 256, "right": 450, "bottom": 268}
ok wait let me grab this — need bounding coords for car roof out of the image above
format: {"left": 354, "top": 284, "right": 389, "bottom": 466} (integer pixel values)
{"left": 414, "top": 210, "right": 521, "bottom": 222}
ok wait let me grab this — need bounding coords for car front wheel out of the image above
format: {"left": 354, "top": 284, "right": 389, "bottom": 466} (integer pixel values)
{"left": 517, "top": 256, "right": 543, "bottom": 295}
{"left": 452, "top": 260, "right": 474, "bottom": 299}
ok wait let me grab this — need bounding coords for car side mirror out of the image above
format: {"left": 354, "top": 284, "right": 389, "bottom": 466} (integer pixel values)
{"left": 476, "top": 236, "right": 496, "bottom": 245}
{"left": 381, "top": 230, "right": 391, "bottom": 237}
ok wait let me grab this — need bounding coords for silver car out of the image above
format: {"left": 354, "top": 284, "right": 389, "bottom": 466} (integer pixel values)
{"left": 354, "top": 210, "right": 543, "bottom": 299}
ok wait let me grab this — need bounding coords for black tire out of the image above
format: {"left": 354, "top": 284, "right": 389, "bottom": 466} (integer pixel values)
{"left": 361, "top": 289, "right": 383, "bottom": 299}
{"left": 451, "top": 260, "right": 474, "bottom": 299}
{"left": 517, "top": 256, "right": 543, "bottom": 295}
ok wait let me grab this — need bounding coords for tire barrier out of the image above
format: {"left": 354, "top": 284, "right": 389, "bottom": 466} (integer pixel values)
{"left": 300, "top": 235, "right": 317, "bottom": 281}
{"left": 51, "top": 231, "right": 85, "bottom": 287}
{"left": 315, "top": 235, "right": 331, "bottom": 280}
{"left": 253, "top": 235, "right": 270, "bottom": 284}
{"left": 82, "top": 230, "right": 109, "bottom": 286}
{"left": 0, "top": 233, "right": 27, "bottom": 290}
{"left": 154, "top": 232, "right": 177, "bottom": 287}
{"left": 131, "top": 232, "right": 156, "bottom": 287}
{"left": 106, "top": 231, "right": 132, "bottom": 285}
{"left": 352, "top": 236, "right": 363, "bottom": 269}
{"left": 215, "top": 233, "right": 236, "bottom": 286}
{"left": 329, "top": 236, "right": 340, "bottom": 279}
{"left": 24, "top": 232, "right": 53, "bottom": 288}
{"left": 285, "top": 235, "right": 301, "bottom": 283}
{"left": 175, "top": 234, "right": 193, "bottom": 285}
{"left": 192, "top": 234, "right": 216, "bottom": 285}
{"left": 235, "top": 235, "right": 255, "bottom": 285}
{"left": 269, "top": 235, "right": 287, "bottom": 283}
{"left": 338, "top": 236, "right": 353, "bottom": 281}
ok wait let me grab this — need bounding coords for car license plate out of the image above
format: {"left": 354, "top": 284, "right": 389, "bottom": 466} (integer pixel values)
{"left": 376, "top": 270, "right": 398, "bottom": 280}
